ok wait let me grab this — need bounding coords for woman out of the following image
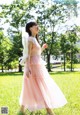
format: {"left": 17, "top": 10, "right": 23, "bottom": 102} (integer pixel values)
{"left": 17, "top": 22, "right": 67, "bottom": 115}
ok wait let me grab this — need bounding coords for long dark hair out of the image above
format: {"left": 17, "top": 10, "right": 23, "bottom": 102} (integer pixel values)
{"left": 25, "top": 22, "right": 39, "bottom": 43}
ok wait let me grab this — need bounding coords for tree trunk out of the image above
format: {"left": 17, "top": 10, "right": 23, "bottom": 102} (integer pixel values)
{"left": 63, "top": 53, "right": 66, "bottom": 71}
{"left": 71, "top": 51, "right": 73, "bottom": 72}
{"left": 2, "top": 65, "right": 4, "bottom": 72}
{"left": 47, "top": 54, "right": 51, "bottom": 72}
{"left": 18, "top": 63, "right": 22, "bottom": 72}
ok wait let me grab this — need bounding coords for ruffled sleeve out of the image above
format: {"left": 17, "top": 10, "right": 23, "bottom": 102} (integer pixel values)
{"left": 19, "top": 32, "right": 29, "bottom": 65}
{"left": 23, "top": 39, "right": 33, "bottom": 77}
{"left": 28, "top": 37, "right": 36, "bottom": 45}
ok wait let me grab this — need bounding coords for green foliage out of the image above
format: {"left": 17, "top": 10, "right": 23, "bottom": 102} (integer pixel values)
{"left": 36, "top": 2, "right": 69, "bottom": 71}
{"left": 0, "top": 0, "right": 40, "bottom": 72}
{"left": 0, "top": 0, "right": 79, "bottom": 72}
{"left": 0, "top": 31, "right": 12, "bottom": 69}
{"left": 60, "top": 28, "right": 79, "bottom": 71}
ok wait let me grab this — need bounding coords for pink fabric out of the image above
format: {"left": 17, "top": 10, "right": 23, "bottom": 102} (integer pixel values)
{"left": 19, "top": 37, "right": 67, "bottom": 111}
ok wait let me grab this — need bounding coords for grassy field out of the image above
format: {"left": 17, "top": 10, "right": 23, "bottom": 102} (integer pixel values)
{"left": 0, "top": 72, "right": 80, "bottom": 115}
{"left": 74, "top": 64, "right": 80, "bottom": 68}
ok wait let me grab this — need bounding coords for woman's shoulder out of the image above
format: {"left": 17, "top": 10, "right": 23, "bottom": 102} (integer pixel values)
{"left": 28, "top": 36, "right": 36, "bottom": 44}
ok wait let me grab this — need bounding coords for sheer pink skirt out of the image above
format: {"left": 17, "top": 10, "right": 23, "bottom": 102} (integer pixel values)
{"left": 19, "top": 55, "right": 67, "bottom": 111}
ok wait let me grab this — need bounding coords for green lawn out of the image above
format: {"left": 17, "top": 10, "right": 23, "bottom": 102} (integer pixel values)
{"left": 74, "top": 64, "right": 80, "bottom": 68}
{"left": 0, "top": 72, "right": 80, "bottom": 115}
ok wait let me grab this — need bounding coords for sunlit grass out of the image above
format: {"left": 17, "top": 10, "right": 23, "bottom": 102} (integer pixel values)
{"left": 0, "top": 72, "right": 80, "bottom": 115}
{"left": 74, "top": 64, "right": 80, "bottom": 68}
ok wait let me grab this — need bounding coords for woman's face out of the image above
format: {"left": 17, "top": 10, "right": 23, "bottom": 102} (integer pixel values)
{"left": 30, "top": 25, "right": 39, "bottom": 36}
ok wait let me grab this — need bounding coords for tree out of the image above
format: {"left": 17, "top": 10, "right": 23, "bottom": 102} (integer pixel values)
{"left": 60, "top": 27, "right": 79, "bottom": 71}
{"left": 66, "top": 29, "right": 79, "bottom": 71}
{"left": 36, "top": 1, "right": 69, "bottom": 71}
{"left": 60, "top": 34, "right": 70, "bottom": 71}
{"left": 0, "top": 31, "right": 12, "bottom": 72}
{"left": 0, "top": 0, "right": 79, "bottom": 72}
{"left": 0, "top": 0, "right": 39, "bottom": 72}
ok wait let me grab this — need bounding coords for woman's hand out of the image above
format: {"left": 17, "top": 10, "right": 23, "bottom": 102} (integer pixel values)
{"left": 41, "top": 43, "right": 48, "bottom": 52}
{"left": 26, "top": 68, "right": 31, "bottom": 78}
{"left": 42, "top": 43, "right": 48, "bottom": 49}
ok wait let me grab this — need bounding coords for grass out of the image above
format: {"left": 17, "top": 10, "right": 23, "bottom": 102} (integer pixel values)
{"left": 52, "top": 63, "right": 80, "bottom": 71}
{"left": 74, "top": 64, "right": 80, "bottom": 68}
{"left": 0, "top": 72, "right": 80, "bottom": 115}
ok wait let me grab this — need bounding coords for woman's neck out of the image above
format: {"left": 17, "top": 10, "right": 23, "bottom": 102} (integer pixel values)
{"left": 31, "top": 33, "right": 36, "bottom": 37}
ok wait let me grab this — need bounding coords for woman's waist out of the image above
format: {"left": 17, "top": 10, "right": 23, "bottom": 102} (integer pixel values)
{"left": 30, "top": 55, "right": 41, "bottom": 60}
{"left": 30, "top": 55, "right": 46, "bottom": 65}
{"left": 31, "top": 51, "right": 41, "bottom": 57}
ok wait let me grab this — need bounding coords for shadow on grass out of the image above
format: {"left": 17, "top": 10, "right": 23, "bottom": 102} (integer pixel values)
{"left": 0, "top": 71, "right": 79, "bottom": 77}
{"left": 26, "top": 110, "right": 46, "bottom": 115}
{"left": 0, "top": 72, "right": 23, "bottom": 77}
{"left": 49, "top": 71, "right": 79, "bottom": 75}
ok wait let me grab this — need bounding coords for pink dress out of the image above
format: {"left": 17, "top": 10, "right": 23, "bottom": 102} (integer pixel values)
{"left": 19, "top": 37, "right": 67, "bottom": 112}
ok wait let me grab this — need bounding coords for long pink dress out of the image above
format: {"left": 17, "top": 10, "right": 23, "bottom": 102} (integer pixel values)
{"left": 19, "top": 37, "right": 67, "bottom": 112}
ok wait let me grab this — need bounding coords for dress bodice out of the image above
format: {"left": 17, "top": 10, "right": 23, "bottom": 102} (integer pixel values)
{"left": 28, "top": 37, "right": 46, "bottom": 65}
{"left": 28, "top": 37, "right": 41, "bottom": 57}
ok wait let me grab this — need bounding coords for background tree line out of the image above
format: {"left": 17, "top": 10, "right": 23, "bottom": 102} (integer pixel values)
{"left": 0, "top": 0, "right": 80, "bottom": 72}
